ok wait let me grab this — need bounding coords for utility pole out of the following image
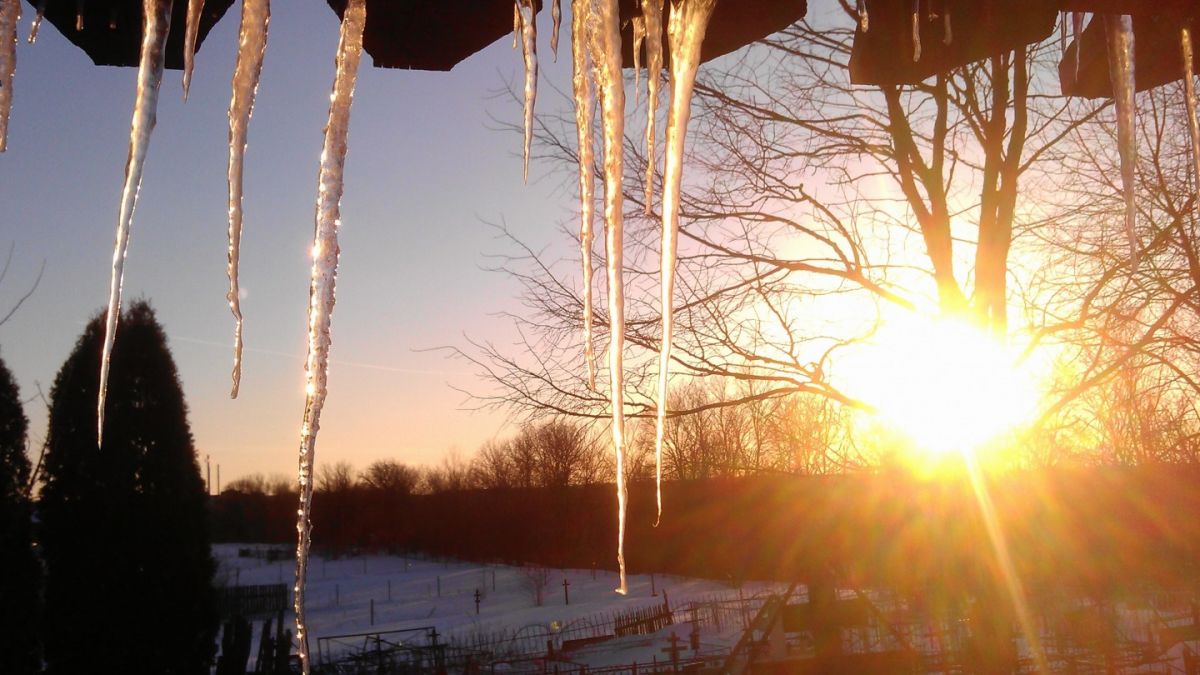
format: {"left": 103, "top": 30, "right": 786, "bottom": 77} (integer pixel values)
{"left": 206, "top": 455, "right": 211, "bottom": 495}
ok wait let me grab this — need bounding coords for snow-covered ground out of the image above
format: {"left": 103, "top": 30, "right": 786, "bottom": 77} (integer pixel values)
{"left": 215, "top": 544, "right": 784, "bottom": 670}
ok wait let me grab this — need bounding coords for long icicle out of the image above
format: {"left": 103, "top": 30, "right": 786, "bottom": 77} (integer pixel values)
{"left": 572, "top": 0, "right": 598, "bottom": 393}
{"left": 226, "top": 0, "right": 270, "bottom": 399}
{"left": 98, "top": 0, "right": 172, "bottom": 446}
{"left": 516, "top": 0, "right": 538, "bottom": 182}
{"left": 857, "top": 0, "right": 868, "bottom": 32}
{"left": 653, "top": 0, "right": 714, "bottom": 527}
{"left": 1073, "top": 12, "right": 1084, "bottom": 79}
{"left": 590, "top": 0, "right": 629, "bottom": 595}
{"left": 294, "top": 0, "right": 365, "bottom": 670}
{"left": 642, "top": 0, "right": 664, "bottom": 214}
{"left": 1103, "top": 14, "right": 1139, "bottom": 266}
{"left": 0, "top": 0, "right": 20, "bottom": 152}
{"left": 550, "top": 0, "right": 560, "bottom": 60}
{"left": 182, "top": 0, "right": 204, "bottom": 100}
{"left": 1184, "top": 29, "right": 1200, "bottom": 207}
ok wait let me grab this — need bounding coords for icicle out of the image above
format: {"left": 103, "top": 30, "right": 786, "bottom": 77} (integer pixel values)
{"left": 226, "top": 0, "right": 270, "bottom": 399}
{"left": 1073, "top": 13, "right": 1084, "bottom": 80}
{"left": 1182, "top": 29, "right": 1200, "bottom": 208}
{"left": 0, "top": 0, "right": 20, "bottom": 153}
{"left": 942, "top": 6, "right": 951, "bottom": 46}
{"left": 588, "top": 0, "right": 629, "bottom": 596}
{"left": 911, "top": 0, "right": 921, "bottom": 62}
{"left": 27, "top": 0, "right": 44, "bottom": 44}
{"left": 182, "top": 0, "right": 204, "bottom": 100}
{"left": 571, "top": 0, "right": 598, "bottom": 393}
{"left": 1059, "top": 12, "right": 1067, "bottom": 59}
{"left": 632, "top": 16, "right": 644, "bottom": 107}
{"left": 1104, "top": 15, "right": 1139, "bottom": 267}
{"left": 516, "top": 0, "right": 537, "bottom": 183}
{"left": 653, "top": 0, "right": 714, "bottom": 529}
{"left": 550, "top": 0, "right": 560, "bottom": 60}
{"left": 75, "top": 0, "right": 84, "bottom": 31}
{"left": 97, "top": 0, "right": 172, "bottom": 446}
{"left": 642, "top": 0, "right": 664, "bottom": 215}
{"left": 513, "top": 3, "right": 519, "bottom": 49}
{"left": 294, "top": 0, "right": 365, "bottom": 670}
{"left": 857, "top": 0, "right": 868, "bottom": 32}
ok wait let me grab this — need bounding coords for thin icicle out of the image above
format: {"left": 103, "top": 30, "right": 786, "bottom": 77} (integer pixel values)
{"left": 632, "top": 16, "right": 644, "bottom": 107}
{"left": 550, "top": 0, "right": 560, "bottom": 60}
{"left": 97, "top": 0, "right": 172, "bottom": 446}
{"left": 857, "top": 0, "right": 868, "bottom": 32}
{"left": 1182, "top": 29, "right": 1200, "bottom": 207}
{"left": 226, "top": 0, "right": 270, "bottom": 399}
{"left": 642, "top": 0, "right": 663, "bottom": 215}
{"left": 589, "top": 0, "right": 629, "bottom": 596}
{"left": 653, "top": 0, "right": 714, "bottom": 529}
{"left": 911, "top": 0, "right": 921, "bottom": 62}
{"left": 571, "top": 0, "right": 598, "bottom": 393}
{"left": 513, "top": 2, "right": 520, "bottom": 49}
{"left": 182, "top": 0, "right": 204, "bottom": 100}
{"left": 1073, "top": 13, "right": 1084, "bottom": 80}
{"left": 1059, "top": 12, "right": 1067, "bottom": 59}
{"left": 942, "top": 6, "right": 951, "bottom": 46}
{"left": 27, "top": 0, "right": 44, "bottom": 44}
{"left": 0, "top": 0, "right": 20, "bottom": 152}
{"left": 516, "top": 0, "right": 537, "bottom": 182}
{"left": 75, "top": 0, "right": 84, "bottom": 31}
{"left": 1103, "top": 14, "right": 1139, "bottom": 266}
{"left": 294, "top": 0, "right": 365, "bottom": 671}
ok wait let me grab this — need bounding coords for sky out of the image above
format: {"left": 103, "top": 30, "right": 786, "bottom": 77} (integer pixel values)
{"left": 0, "top": 2, "right": 584, "bottom": 485}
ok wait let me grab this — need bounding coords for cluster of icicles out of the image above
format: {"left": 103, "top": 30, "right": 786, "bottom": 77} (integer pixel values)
{"left": 1, "top": 1, "right": 1197, "bottom": 672}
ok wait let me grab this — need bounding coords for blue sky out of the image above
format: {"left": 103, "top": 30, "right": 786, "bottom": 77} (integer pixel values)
{"left": 0, "top": 1, "right": 582, "bottom": 483}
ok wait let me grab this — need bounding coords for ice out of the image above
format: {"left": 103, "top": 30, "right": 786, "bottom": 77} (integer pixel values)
{"left": 911, "top": 0, "right": 921, "bottom": 62}
{"left": 294, "top": 0, "right": 365, "bottom": 670}
{"left": 182, "top": 0, "right": 204, "bottom": 100}
{"left": 551, "top": 0, "right": 560, "bottom": 60}
{"left": 97, "top": 0, "right": 173, "bottom": 446}
{"left": 857, "top": 0, "right": 868, "bottom": 32}
{"left": 0, "top": 0, "right": 20, "bottom": 152}
{"left": 1182, "top": 29, "right": 1200, "bottom": 206}
{"left": 1072, "top": 13, "right": 1084, "bottom": 79}
{"left": 642, "top": 0, "right": 663, "bottom": 214}
{"left": 942, "top": 6, "right": 951, "bottom": 45}
{"left": 225, "top": 0, "right": 270, "bottom": 399}
{"left": 632, "top": 15, "right": 644, "bottom": 106}
{"left": 1103, "top": 14, "right": 1140, "bottom": 265}
{"left": 571, "top": 0, "right": 598, "bottom": 393}
{"left": 588, "top": 0, "right": 629, "bottom": 595}
{"left": 74, "top": 0, "right": 83, "bottom": 31}
{"left": 653, "top": 0, "right": 714, "bottom": 527}
{"left": 26, "top": 0, "right": 44, "bottom": 44}
{"left": 515, "top": 0, "right": 538, "bottom": 182}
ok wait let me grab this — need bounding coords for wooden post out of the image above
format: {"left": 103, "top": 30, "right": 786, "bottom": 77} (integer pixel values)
{"left": 370, "top": 598, "right": 375, "bottom": 626}
{"left": 475, "top": 588, "right": 481, "bottom": 615}
{"left": 563, "top": 578, "right": 571, "bottom": 606}
{"left": 492, "top": 569, "right": 496, "bottom": 592}
{"left": 651, "top": 573, "right": 657, "bottom": 597}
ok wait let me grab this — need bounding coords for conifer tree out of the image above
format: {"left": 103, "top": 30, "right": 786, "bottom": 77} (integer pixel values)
{"left": 40, "top": 302, "right": 216, "bottom": 674}
{"left": 0, "top": 350, "right": 40, "bottom": 674}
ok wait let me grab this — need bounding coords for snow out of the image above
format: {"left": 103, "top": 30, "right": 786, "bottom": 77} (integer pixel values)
{"left": 214, "top": 544, "right": 787, "bottom": 671}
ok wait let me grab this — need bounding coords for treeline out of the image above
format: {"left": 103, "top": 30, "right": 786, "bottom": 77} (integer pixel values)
{"left": 211, "top": 463, "right": 1200, "bottom": 596}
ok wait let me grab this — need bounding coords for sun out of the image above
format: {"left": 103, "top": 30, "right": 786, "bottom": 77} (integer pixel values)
{"left": 834, "top": 312, "right": 1042, "bottom": 459}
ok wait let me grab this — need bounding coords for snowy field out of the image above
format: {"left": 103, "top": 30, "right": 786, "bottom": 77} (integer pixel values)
{"left": 215, "top": 544, "right": 785, "bottom": 670}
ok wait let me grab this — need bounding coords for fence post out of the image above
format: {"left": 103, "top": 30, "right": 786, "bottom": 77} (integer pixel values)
{"left": 370, "top": 598, "right": 375, "bottom": 626}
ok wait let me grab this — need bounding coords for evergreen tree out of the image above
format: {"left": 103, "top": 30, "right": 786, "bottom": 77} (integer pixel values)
{"left": 0, "top": 350, "right": 41, "bottom": 674}
{"left": 40, "top": 302, "right": 216, "bottom": 674}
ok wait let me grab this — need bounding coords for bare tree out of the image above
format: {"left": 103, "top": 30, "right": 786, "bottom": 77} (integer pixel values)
{"left": 358, "top": 459, "right": 421, "bottom": 495}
